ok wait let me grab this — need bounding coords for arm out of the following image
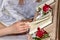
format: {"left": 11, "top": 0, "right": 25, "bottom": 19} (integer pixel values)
{"left": 0, "top": 21, "right": 30, "bottom": 36}
{"left": 0, "top": 26, "right": 15, "bottom": 36}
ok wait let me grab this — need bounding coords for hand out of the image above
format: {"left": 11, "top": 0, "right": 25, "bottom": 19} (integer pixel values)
{"left": 11, "top": 21, "right": 30, "bottom": 34}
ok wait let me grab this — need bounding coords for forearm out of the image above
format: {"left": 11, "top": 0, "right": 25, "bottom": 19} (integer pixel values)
{"left": 0, "top": 26, "right": 15, "bottom": 36}
{"left": 0, "top": 20, "right": 30, "bottom": 36}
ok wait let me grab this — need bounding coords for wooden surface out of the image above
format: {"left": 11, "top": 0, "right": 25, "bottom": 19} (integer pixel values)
{"left": 56, "top": 0, "right": 60, "bottom": 40}
{"left": 44, "top": 0, "right": 58, "bottom": 40}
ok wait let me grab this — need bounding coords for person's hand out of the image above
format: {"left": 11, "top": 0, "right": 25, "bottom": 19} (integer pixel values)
{"left": 10, "top": 21, "right": 30, "bottom": 34}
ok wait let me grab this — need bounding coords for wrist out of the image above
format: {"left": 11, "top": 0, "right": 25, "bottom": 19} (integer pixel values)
{"left": 9, "top": 26, "right": 20, "bottom": 34}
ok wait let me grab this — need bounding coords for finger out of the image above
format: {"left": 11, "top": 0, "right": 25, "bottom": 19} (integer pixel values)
{"left": 19, "top": 24, "right": 30, "bottom": 28}
{"left": 19, "top": 27, "right": 28, "bottom": 31}
{"left": 18, "top": 22, "right": 26, "bottom": 26}
{"left": 20, "top": 30, "right": 27, "bottom": 33}
{"left": 18, "top": 28, "right": 28, "bottom": 33}
{"left": 19, "top": 23, "right": 25, "bottom": 26}
{"left": 20, "top": 25, "right": 30, "bottom": 30}
{"left": 25, "top": 23, "right": 30, "bottom": 28}
{"left": 17, "top": 26, "right": 28, "bottom": 30}
{"left": 15, "top": 22, "right": 25, "bottom": 26}
{"left": 24, "top": 25, "right": 30, "bottom": 28}
{"left": 18, "top": 25, "right": 28, "bottom": 28}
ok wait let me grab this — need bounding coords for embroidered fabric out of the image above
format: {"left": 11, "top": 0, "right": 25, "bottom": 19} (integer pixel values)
{"left": 0, "top": 0, "right": 41, "bottom": 26}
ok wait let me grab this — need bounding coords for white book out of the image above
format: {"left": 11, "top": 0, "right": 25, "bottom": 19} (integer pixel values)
{"left": 29, "top": 0, "right": 54, "bottom": 34}
{"left": 29, "top": 15, "right": 52, "bottom": 34}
